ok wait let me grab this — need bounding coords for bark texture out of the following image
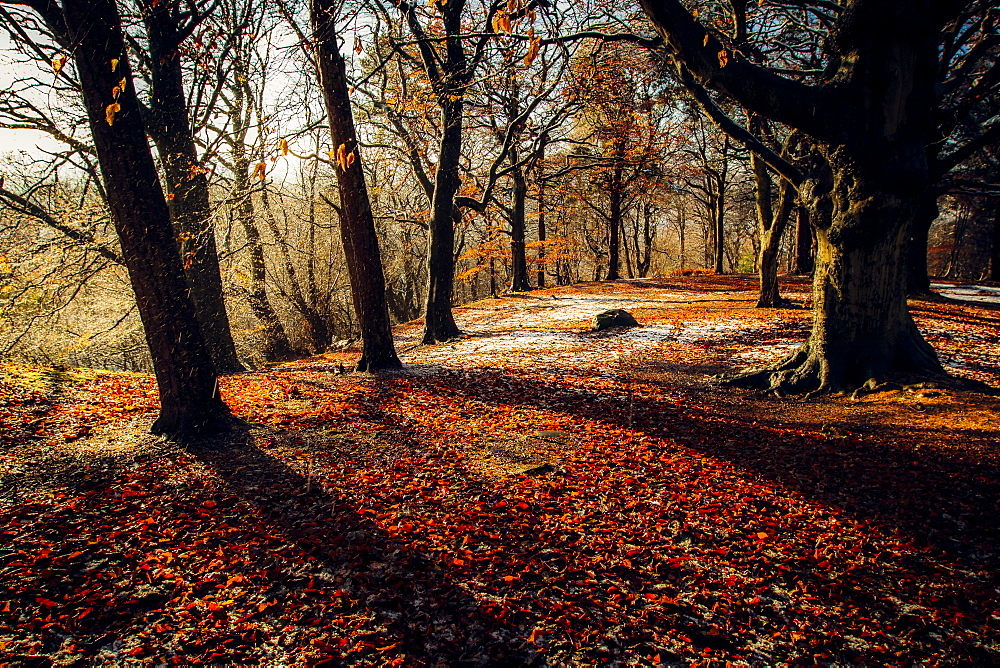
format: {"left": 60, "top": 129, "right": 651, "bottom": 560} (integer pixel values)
{"left": 422, "top": 99, "right": 464, "bottom": 343}
{"left": 640, "top": 0, "right": 952, "bottom": 393}
{"left": 313, "top": 0, "right": 401, "bottom": 370}
{"left": 60, "top": 0, "right": 229, "bottom": 437}
{"left": 793, "top": 206, "right": 813, "bottom": 275}
{"left": 143, "top": 1, "right": 243, "bottom": 372}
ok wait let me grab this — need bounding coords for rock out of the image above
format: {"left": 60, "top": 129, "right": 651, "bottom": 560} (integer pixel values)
{"left": 519, "top": 463, "right": 556, "bottom": 476}
{"left": 593, "top": 309, "right": 639, "bottom": 331}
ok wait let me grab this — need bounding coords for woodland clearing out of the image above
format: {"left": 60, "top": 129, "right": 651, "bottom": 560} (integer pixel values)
{"left": 1, "top": 274, "right": 999, "bottom": 665}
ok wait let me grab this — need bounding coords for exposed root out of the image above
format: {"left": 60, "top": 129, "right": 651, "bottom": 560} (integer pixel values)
{"left": 720, "top": 333, "right": 975, "bottom": 398}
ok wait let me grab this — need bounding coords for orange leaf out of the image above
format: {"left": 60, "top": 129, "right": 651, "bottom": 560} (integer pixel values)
{"left": 756, "top": 531, "right": 768, "bottom": 539}
{"left": 718, "top": 49, "right": 729, "bottom": 67}
{"left": 105, "top": 103, "right": 120, "bottom": 126}
{"left": 524, "top": 34, "right": 541, "bottom": 67}
{"left": 279, "top": 138, "right": 290, "bottom": 156}
{"left": 110, "top": 58, "right": 119, "bottom": 72}
{"left": 51, "top": 55, "right": 67, "bottom": 74}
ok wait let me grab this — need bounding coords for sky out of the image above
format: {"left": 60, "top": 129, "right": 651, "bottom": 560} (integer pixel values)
{"left": 0, "top": 32, "right": 69, "bottom": 159}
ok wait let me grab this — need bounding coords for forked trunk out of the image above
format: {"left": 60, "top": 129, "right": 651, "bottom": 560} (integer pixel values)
{"left": 62, "top": 0, "right": 229, "bottom": 438}
{"left": 753, "top": 152, "right": 794, "bottom": 308}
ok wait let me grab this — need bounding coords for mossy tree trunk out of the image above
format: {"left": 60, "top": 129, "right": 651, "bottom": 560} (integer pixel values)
{"left": 641, "top": 0, "right": 954, "bottom": 394}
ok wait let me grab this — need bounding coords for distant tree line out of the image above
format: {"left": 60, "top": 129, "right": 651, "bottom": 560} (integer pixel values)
{"left": 0, "top": 0, "right": 996, "bottom": 436}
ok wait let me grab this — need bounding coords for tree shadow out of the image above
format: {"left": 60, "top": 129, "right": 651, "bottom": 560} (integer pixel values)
{"left": 186, "top": 421, "right": 539, "bottom": 665}
{"left": 400, "top": 365, "right": 1000, "bottom": 574}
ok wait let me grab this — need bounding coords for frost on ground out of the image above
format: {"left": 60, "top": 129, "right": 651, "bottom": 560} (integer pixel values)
{"left": 931, "top": 283, "right": 1000, "bottom": 304}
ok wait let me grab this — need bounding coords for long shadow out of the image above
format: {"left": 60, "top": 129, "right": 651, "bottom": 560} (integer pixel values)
{"left": 187, "top": 422, "right": 539, "bottom": 666}
{"left": 399, "top": 365, "right": 1000, "bottom": 574}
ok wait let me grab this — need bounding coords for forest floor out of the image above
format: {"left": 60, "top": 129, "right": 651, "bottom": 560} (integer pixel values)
{"left": 1, "top": 274, "right": 999, "bottom": 666}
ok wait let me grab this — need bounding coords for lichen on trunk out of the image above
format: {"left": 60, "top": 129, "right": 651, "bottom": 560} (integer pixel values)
{"left": 732, "top": 151, "right": 947, "bottom": 393}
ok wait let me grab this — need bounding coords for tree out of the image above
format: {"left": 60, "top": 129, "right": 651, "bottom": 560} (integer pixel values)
{"left": 639, "top": 0, "right": 983, "bottom": 393}
{"left": 11, "top": 0, "right": 230, "bottom": 436}
{"left": 130, "top": 0, "right": 245, "bottom": 372}
{"left": 0, "top": 0, "right": 245, "bottom": 373}
{"left": 312, "top": 0, "right": 401, "bottom": 371}
{"left": 568, "top": 41, "right": 677, "bottom": 280}
{"left": 749, "top": 116, "right": 796, "bottom": 307}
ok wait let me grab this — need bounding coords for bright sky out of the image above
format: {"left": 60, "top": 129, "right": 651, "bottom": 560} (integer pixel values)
{"left": 0, "top": 32, "right": 70, "bottom": 158}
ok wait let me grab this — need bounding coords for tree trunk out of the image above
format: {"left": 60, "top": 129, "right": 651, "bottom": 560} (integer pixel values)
{"left": 144, "top": 3, "right": 243, "bottom": 373}
{"left": 421, "top": 98, "right": 463, "bottom": 343}
{"left": 508, "top": 157, "right": 530, "bottom": 292}
{"left": 606, "top": 141, "right": 625, "bottom": 281}
{"left": 536, "top": 151, "right": 546, "bottom": 288}
{"left": 752, "top": 151, "right": 794, "bottom": 308}
{"left": 61, "top": 0, "right": 229, "bottom": 437}
{"left": 637, "top": 203, "right": 654, "bottom": 277}
{"left": 232, "top": 156, "right": 298, "bottom": 363}
{"left": 734, "top": 149, "right": 945, "bottom": 393}
{"left": 793, "top": 205, "right": 813, "bottom": 275}
{"left": 907, "top": 194, "right": 937, "bottom": 295}
{"left": 713, "top": 179, "right": 726, "bottom": 274}
{"left": 258, "top": 187, "right": 331, "bottom": 354}
{"left": 313, "top": 0, "right": 401, "bottom": 371}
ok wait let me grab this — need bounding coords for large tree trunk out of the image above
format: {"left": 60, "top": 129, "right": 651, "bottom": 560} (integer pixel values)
{"left": 62, "top": 0, "right": 229, "bottom": 437}
{"left": 508, "top": 156, "right": 531, "bottom": 292}
{"left": 144, "top": 2, "right": 243, "bottom": 373}
{"left": 313, "top": 0, "right": 401, "bottom": 371}
{"left": 735, "top": 149, "right": 945, "bottom": 393}
{"left": 421, "top": 98, "right": 463, "bottom": 343}
{"left": 640, "top": 0, "right": 957, "bottom": 394}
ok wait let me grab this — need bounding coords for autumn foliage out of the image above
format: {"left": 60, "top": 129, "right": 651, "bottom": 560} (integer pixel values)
{"left": 1, "top": 276, "right": 999, "bottom": 664}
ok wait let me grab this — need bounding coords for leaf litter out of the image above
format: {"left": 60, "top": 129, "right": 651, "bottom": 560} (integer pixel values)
{"left": 1, "top": 274, "right": 998, "bottom": 665}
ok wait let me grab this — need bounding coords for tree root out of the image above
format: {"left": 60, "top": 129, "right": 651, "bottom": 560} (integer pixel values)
{"left": 718, "top": 336, "right": 985, "bottom": 398}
